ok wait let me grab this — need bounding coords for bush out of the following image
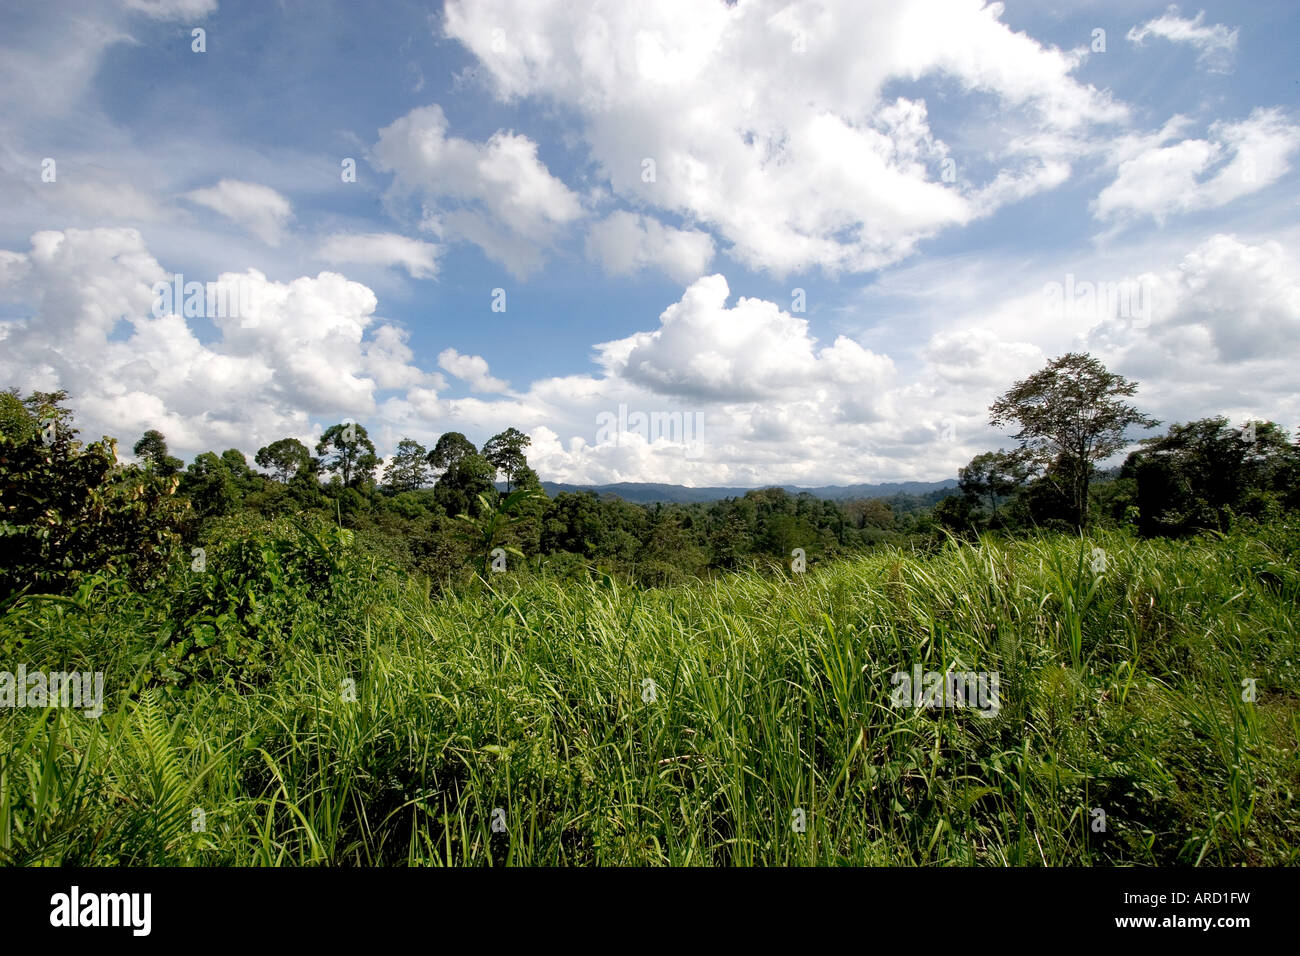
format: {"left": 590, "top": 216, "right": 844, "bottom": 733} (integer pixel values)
{"left": 0, "top": 423, "right": 190, "bottom": 601}
{"left": 154, "top": 514, "right": 386, "bottom": 688}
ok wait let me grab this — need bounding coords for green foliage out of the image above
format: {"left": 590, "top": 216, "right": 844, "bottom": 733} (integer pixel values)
{"left": 132, "top": 429, "right": 183, "bottom": 478}
{"left": 181, "top": 452, "right": 238, "bottom": 519}
{"left": 2, "top": 526, "right": 1296, "bottom": 865}
{"left": 482, "top": 427, "right": 532, "bottom": 491}
{"left": 1125, "top": 417, "right": 1299, "bottom": 537}
{"left": 255, "top": 438, "right": 312, "bottom": 483}
{"left": 0, "top": 393, "right": 189, "bottom": 600}
{"left": 382, "top": 438, "right": 430, "bottom": 492}
{"left": 316, "top": 423, "right": 378, "bottom": 488}
{"left": 155, "top": 514, "right": 381, "bottom": 688}
{"left": 434, "top": 452, "right": 496, "bottom": 519}
{"left": 958, "top": 448, "right": 1032, "bottom": 526}
{"left": 427, "top": 431, "right": 476, "bottom": 473}
{"left": 456, "top": 487, "right": 544, "bottom": 577}
{"left": 990, "top": 352, "right": 1160, "bottom": 529}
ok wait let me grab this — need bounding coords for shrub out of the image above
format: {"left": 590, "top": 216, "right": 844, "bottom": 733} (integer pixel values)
{"left": 0, "top": 415, "right": 190, "bottom": 601}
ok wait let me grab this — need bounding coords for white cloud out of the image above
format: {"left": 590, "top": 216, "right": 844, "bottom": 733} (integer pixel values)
{"left": 4, "top": 224, "right": 1298, "bottom": 488}
{"left": 437, "top": 348, "right": 509, "bottom": 393}
{"left": 442, "top": 0, "right": 1127, "bottom": 275}
{"left": 318, "top": 232, "right": 441, "bottom": 279}
{"left": 1127, "top": 6, "right": 1238, "bottom": 73}
{"left": 921, "top": 328, "right": 1044, "bottom": 389}
{"left": 585, "top": 211, "right": 715, "bottom": 282}
{"left": 595, "top": 273, "right": 894, "bottom": 404}
{"left": 123, "top": 0, "right": 219, "bottom": 19}
{"left": 372, "top": 104, "right": 582, "bottom": 278}
{"left": 1094, "top": 109, "right": 1300, "bottom": 226}
{"left": 1086, "top": 234, "right": 1300, "bottom": 364}
{"left": 0, "top": 228, "right": 428, "bottom": 458}
{"left": 184, "top": 179, "right": 293, "bottom": 246}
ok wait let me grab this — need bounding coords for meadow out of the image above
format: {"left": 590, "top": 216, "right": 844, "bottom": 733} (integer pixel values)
{"left": 2, "top": 518, "right": 1296, "bottom": 866}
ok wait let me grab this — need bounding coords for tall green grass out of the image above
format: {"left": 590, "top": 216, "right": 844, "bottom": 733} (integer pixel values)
{"left": 2, "top": 525, "right": 1297, "bottom": 865}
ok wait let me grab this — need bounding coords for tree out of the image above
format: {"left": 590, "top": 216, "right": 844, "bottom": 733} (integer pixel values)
{"left": 427, "top": 432, "right": 477, "bottom": 475}
{"left": 220, "top": 448, "right": 253, "bottom": 478}
{"left": 707, "top": 511, "right": 752, "bottom": 569}
{"left": 316, "top": 422, "right": 379, "bottom": 487}
{"left": 931, "top": 493, "right": 979, "bottom": 535}
{"left": 182, "top": 452, "right": 239, "bottom": 518}
{"left": 1124, "top": 417, "right": 1298, "bottom": 536}
{"left": 844, "top": 498, "right": 894, "bottom": 531}
{"left": 0, "top": 390, "right": 188, "bottom": 597}
{"left": 1, "top": 388, "right": 75, "bottom": 444}
{"left": 383, "top": 438, "right": 431, "bottom": 492}
{"left": 483, "top": 427, "right": 532, "bottom": 492}
{"left": 989, "top": 353, "right": 1159, "bottom": 530}
{"left": 132, "top": 429, "right": 184, "bottom": 477}
{"left": 541, "top": 491, "right": 603, "bottom": 556}
{"left": 255, "top": 437, "right": 312, "bottom": 482}
{"left": 434, "top": 452, "right": 497, "bottom": 518}
{"left": 510, "top": 463, "right": 542, "bottom": 491}
{"left": 958, "top": 449, "right": 1032, "bottom": 525}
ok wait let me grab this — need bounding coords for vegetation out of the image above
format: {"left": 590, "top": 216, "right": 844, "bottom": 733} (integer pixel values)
{"left": 1, "top": 522, "right": 1296, "bottom": 865}
{"left": 0, "top": 353, "right": 1296, "bottom": 866}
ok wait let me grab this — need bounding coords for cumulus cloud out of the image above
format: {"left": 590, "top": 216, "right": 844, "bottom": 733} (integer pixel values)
{"left": 437, "top": 348, "right": 508, "bottom": 393}
{"left": 585, "top": 211, "right": 714, "bottom": 283}
{"left": 0, "top": 228, "right": 428, "bottom": 457}
{"left": 594, "top": 273, "right": 893, "bottom": 405}
{"left": 1094, "top": 109, "right": 1300, "bottom": 225}
{"left": 921, "top": 328, "right": 1044, "bottom": 389}
{"left": 318, "top": 232, "right": 441, "bottom": 279}
{"left": 442, "top": 0, "right": 1127, "bottom": 275}
{"left": 1127, "top": 6, "right": 1238, "bottom": 73}
{"left": 184, "top": 179, "right": 293, "bottom": 246}
{"left": 2, "top": 225, "right": 1297, "bottom": 488}
{"left": 372, "top": 104, "right": 582, "bottom": 278}
{"left": 1086, "top": 234, "right": 1300, "bottom": 364}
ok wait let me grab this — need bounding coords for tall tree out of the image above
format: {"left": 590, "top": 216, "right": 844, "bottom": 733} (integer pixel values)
{"left": 0, "top": 392, "right": 188, "bottom": 597}
{"left": 0, "top": 389, "right": 76, "bottom": 444}
{"left": 255, "top": 437, "right": 312, "bottom": 482}
{"left": 133, "top": 429, "right": 183, "bottom": 477}
{"left": 989, "top": 353, "right": 1159, "bottom": 530}
{"left": 434, "top": 452, "right": 497, "bottom": 518}
{"left": 483, "top": 427, "right": 532, "bottom": 492}
{"left": 220, "top": 448, "right": 252, "bottom": 478}
{"left": 958, "top": 449, "right": 1032, "bottom": 524}
{"left": 182, "top": 452, "right": 238, "bottom": 518}
{"left": 316, "top": 423, "right": 378, "bottom": 487}
{"left": 427, "top": 432, "right": 477, "bottom": 475}
{"left": 384, "top": 438, "right": 431, "bottom": 492}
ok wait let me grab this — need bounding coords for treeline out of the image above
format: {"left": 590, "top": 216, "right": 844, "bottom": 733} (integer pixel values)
{"left": 0, "top": 387, "right": 936, "bottom": 596}
{"left": 134, "top": 423, "right": 950, "bottom": 587}
{"left": 3, "top": 351, "right": 1298, "bottom": 599}
{"left": 937, "top": 353, "right": 1300, "bottom": 537}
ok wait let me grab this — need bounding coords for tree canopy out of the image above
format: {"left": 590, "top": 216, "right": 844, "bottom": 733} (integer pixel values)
{"left": 989, "top": 352, "right": 1159, "bottom": 529}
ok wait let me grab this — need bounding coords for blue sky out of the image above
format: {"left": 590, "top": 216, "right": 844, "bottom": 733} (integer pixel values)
{"left": 2, "top": 0, "right": 1298, "bottom": 486}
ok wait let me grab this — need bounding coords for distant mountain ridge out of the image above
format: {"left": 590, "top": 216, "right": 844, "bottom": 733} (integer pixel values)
{"left": 527, "top": 479, "right": 959, "bottom": 504}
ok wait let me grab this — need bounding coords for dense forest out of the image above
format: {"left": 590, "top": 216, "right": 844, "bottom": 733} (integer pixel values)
{"left": 4, "top": 353, "right": 1297, "bottom": 604}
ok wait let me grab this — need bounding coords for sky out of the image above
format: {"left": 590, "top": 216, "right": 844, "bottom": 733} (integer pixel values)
{"left": 1, "top": 0, "right": 1298, "bottom": 487}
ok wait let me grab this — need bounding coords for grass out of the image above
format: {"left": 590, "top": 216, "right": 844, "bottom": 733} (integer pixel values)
{"left": 1, "top": 524, "right": 1297, "bottom": 865}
